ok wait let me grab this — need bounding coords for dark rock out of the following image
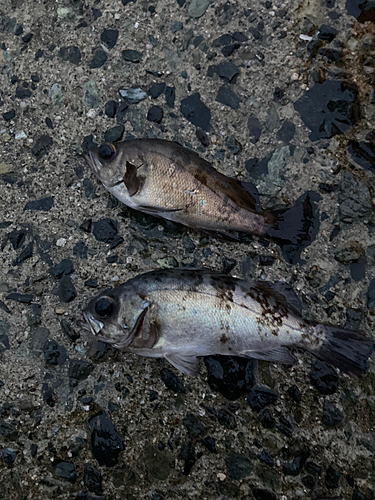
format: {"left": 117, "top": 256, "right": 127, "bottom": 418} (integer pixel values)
{"left": 51, "top": 259, "right": 74, "bottom": 278}
{"left": 207, "top": 62, "right": 240, "bottom": 83}
{"left": 58, "top": 276, "right": 77, "bottom": 303}
{"left": 84, "top": 463, "right": 103, "bottom": 495}
{"left": 345, "top": 308, "right": 362, "bottom": 330}
{"left": 90, "top": 50, "right": 107, "bottom": 69}
{"left": 258, "top": 449, "right": 274, "bottom": 466}
{"left": 322, "top": 401, "right": 344, "bottom": 427}
{"left": 305, "top": 460, "right": 323, "bottom": 476}
{"left": 179, "top": 442, "right": 196, "bottom": 475}
{"left": 171, "top": 21, "right": 183, "bottom": 32}
{"left": 339, "top": 171, "right": 372, "bottom": 225}
{"left": 110, "top": 235, "right": 124, "bottom": 249}
{"left": 217, "top": 409, "right": 236, "bottom": 429}
{"left": 3, "top": 110, "right": 15, "bottom": 121}
{"left": 180, "top": 93, "right": 211, "bottom": 131}
{"left": 287, "top": 385, "right": 302, "bottom": 403}
{"left": 148, "top": 82, "right": 166, "bottom": 99}
{"left": 160, "top": 368, "right": 186, "bottom": 393}
{"left": 196, "top": 128, "right": 209, "bottom": 147}
{"left": 31, "top": 134, "right": 53, "bottom": 159}
{"left": 6, "top": 229, "right": 26, "bottom": 249}
{"left": 226, "top": 136, "right": 242, "bottom": 154}
{"left": 252, "top": 488, "right": 277, "bottom": 500}
{"left": 317, "top": 25, "right": 338, "bottom": 41}
{"left": 367, "top": 278, "right": 375, "bottom": 309}
{"left": 334, "top": 241, "right": 364, "bottom": 264}
{"left": 283, "top": 456, "right": 303, "bottom": 476}
{"left": 221, "top": 43, "right": 240, "bottom": 57}
{"left": 302, "top": 474, "right": 316, "bottom": 489}
{"left": 276, "top": 121, "right": 295, "bottom": 142}
{"left": 61, "top": 319, "right": 80, "bottom": 342}
{"left": 183, "top": 413, "right": 205, "bottom": 438}
{"left": 0, "top": 420, "right": 18, "bottom": 440}
{"left": 216, "top": 85, "right": 241, "bottom": 109}
{"left": 73, "top": 241, "right": 88, "bottom": 259}
{"left": 122, "top": 49, "right": 143, "bottom": 62}
{"left": 0, "top": 448, "right": 17, "bottom": 466}
{"left": 212, "top": 33, "right": 232, "bottom": 46}
{"left": 147, "top": 106, "right": 163, "bottom": 123}
{"left": 55, "top": 462, "right": 76, "bottom": 482}
{"left": 80, "top": 219, "right": 92, "bottom": 233}
{"left": 294, "top": 81, "right": 360, "bottom": 141}
{"left": 93, "top": 219, "right": 118, "bottom": 243}
{"left": 258, "top": 408, "right": 275, "bottom": 429}
{"left": 6, "top": 293, "right": 33, "bottom": 304}
{"left": 69, "top": 359, "right": 94, "bottom": 381}
{"left": 101, "top": 29, "right": 118, "bottom": 49}
{"left": 42, "top": 384, "right": 56, "bottom": 407}
{"left": 43, "top": 340, "right": 67, "bottom": 365}
{"left": 225, "top": 452, "right": 252, "bottom": 480}
{"left": 325, "top": 465, "right": 341, "bottom": 489}
{"left": 58, "top": 46, "right": 81, "bottom": 64}
{"left": 104, "top": 125, "right": 124, "bottom": 142}
{"left": 204, "top": 356, "right": 255, "bottom": 400}
{"left": 15, "top": 87, "right": 31, "bottom": 99}
{"left": 201, "top": 436, "right": 216, "bottom": 453}
{"left": 25, "top": 197, "right": 54, "bottom": 211}
{"left": 247, "top": 386, "right": 278, "bottom": 412}
{"left": 12, "top": 242, "right": 33, "bottom": 266}
{"left": 348, "top": 140, "right": 375, "bottom": 172}
{"left": 30, "top": 444, "right": 38, "bottom": 457}
{"left": 247, "top": 115, "right": 262, "bottom": 143}
{"left": 352, "top": 489, "right": 369, "bottom": 500}
{"left": 165, "top": 86, "right": 175, "bottom": 108}
{"left": 309, "top": 361, "right": 338, "bottom": 395}
{"left": 105, "top": 100, "right": 117, "bottom": 118}
{"left": 85, "top": 278, "right": 98, "bottom": 288}
{"left": 0, "top": 302, "right": 11, "bottom": 315}
{"left": 82, "top": 135, "right": 98, "bottom": 153}
{"left": 115, "top": 101, "right": 129, "bottom": 123}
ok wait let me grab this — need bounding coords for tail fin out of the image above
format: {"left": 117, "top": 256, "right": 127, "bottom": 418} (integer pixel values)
{"left": 309, "top": 326, "right": 374, "bottom": 377}
{"left": 266, "top": 193, "right": 314, "bottom": 245}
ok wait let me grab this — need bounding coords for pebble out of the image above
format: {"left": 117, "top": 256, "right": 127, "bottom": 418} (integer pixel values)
{"left": 25, "top": 197, "right": 53, "bottom": 213}
{"left": 89, "top": 50, "right": 107, "bottom": 69}
{"left": 31, "top": 134, "right": 53, "bottom": 159}
{"left": 180, "top": 93, "right": 211, "bottom": 131}
{"left": 54, "top": 461, "right": 77, "bottom": 482}
{"left": 334, "top": 241, "right": 364, "bottom": 264}
{"left": 147, "top": 105, "right": 163, "bottom": 123}
{"left": 171, "top": 21, "right": 183, "bottom": 32}
{"left": 201, "top": 436, "right": 216, "bottom": 453}
{"left": 84, "top": 463, "right": 103, "bottom": 495}
{"left": 61, "top": 319, "right": 80, "bottom": 342}
{"left": 348, "top": 140, "right": 375, "bottom": 171}
{"left": 258, "top": 449, "right": 274, "bottom": 466}
{"left": 3, "top": 110, "right": 15, "bottom": 121}
{"left": 325, "top": 465, "right": 341, "bottom": 489}
{"left": 82, "top": 135, "right": 97, "bottom": 154}
{"left": 56, "top": 238, "right": 66, "bottom": 247}
{"left": 225, "top": 452, "right": 252, "bottom": 480}
{"left": 160, "top": 368, "right": 186, "bottom": 393}
{"left": 258, "top": 408, "right": 275, "bottom": 429}
{"left": 49, "top": 83, "right": 64, "bottom": 106}
{"left": 247, "top": 115, "right": 262, "bottom": 143}
{"left": 0, "top": 448, "right": 17, "bottom": 466}
{"left": 93, "top": 218, "right": 118, "bottom": 243}
{"left": 216, "top": 85, "right": 241, "bottom": 109}
{"left": 101, "top": 29, "right": 119, "bottom": 49}
{"left": 247, "top": 387, "right": 278, "bottom": 412}
{"left": 317, "top": 25, "right": 338, "bottom": 41}
{"left": 339, "top": 171, "right": 372, "bottom": 225}
{"left": 204, "top": 355, "right": 255, "bottom": 400}
{"left": 85, "top": 278, "right": 98, "bottom": 288}
{"left": 13, "top": 242, "right": 33, "bottom": 267}
{"left": 188, "top": 0, "right": 209, "bottom": 18}
{"left": 183, "top": 413, "right": 205, "bottom": 438}
{"left": 58, "top": 46, "right": 81, "bottom": 65}
{"left": 81, "top": 80, "right": 100, "bottom": 108}
{"left": 51, "top": 259, "right": 74, "bottom": 278}
{"left": 15, "top": 87, "right": 32, "bottom": 99}
{"left": 287, "top": 385, "right": 302, "bottom": 403}
{"left": 119, "top": 87, "right": 147, "bottom": 104}
{"left": 252, "top": 488, "right": 277, "bottom": 500}
{"left": 14, "top": 130, "right": 26, "bottom": 139}
{"left": 165, "top": 86, "right": 175, "bottom": 108}
{"left": 73, "top": 240, "right": 88, "bottom": 259}
{"left": 179, "top": 442, "right": 196, "bottom": 475}
{"left": 68, "top": 359, "right": 94, "bottom": 382}
{"left": 207, "top": 62, "right": 240, "bottom": 83}
{"left": 122, "top": 49, "right": 143, "bottom": 62}
{"left": 6, "top": 293, "right": 33, "bottom": 304}
{"left": 43, "top": 340, "right": 67, "bottom": 366}
{"left": 105, "top": 100, "right": 117, "bottom": 118}
{"left": 309, "top": 361, "right": 338, "bottom": 395}
{"left": 276, "top": 121, "right": 295, "bottom": 143}
{"left": 58, "top": 275, "right": 77, "bottom": 303}
{"left": 322, "top": 401, "right": 344, "bottom": 427}
{"left": 148, "top": 82, "right": 166, "bottom": 99}
{"left": 104, "top": 124, "right": 124, "bottom": 142}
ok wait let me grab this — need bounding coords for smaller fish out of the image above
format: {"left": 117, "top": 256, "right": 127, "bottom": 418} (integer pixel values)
{"left": 81, "top": 269, "right": 374, "bottom": 378}
{"left": 84, "top": 139, "right": 315, "bottom": 244}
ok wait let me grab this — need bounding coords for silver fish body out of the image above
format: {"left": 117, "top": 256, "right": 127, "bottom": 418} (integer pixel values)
{"left": 82, "top": 269, "right": 374, "bottom": 377}
{"left": 84, "top": 139, "right": 314, "bottom": 244}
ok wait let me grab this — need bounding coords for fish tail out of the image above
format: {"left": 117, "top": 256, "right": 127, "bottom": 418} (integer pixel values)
{"left": 265, "top": 193, "right": 314, "bottom": 245}
{"left": 307, "top": 326, "right": 374, "bottom": 377}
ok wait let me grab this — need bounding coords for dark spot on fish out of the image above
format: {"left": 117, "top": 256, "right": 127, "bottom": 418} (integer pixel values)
{"left": 220, "top": 333, "right": 229, "bottom": 344}
{"left": 194, "top": 170, "right": 208, "bottom": 187}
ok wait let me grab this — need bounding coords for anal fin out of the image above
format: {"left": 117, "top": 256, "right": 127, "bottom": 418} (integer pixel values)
{"left": 165, "top": 352, "right": 200, "bottom": 377}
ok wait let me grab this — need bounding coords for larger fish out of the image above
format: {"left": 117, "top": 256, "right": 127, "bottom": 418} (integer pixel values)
{"left": 84, "top": 139, "right": 314, "bottom": 244}
{"left": 81, "top": 269, "right": 374, "bottom": 377}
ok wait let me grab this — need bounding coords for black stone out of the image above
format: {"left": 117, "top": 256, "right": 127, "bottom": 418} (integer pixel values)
{"left": 3, "top": 110, "right": 15, "bottom": 121}
{"left": 294, "top": 81, "right": 360, "bottom": 141}
{"left": 276, "top": 121, "right": 295, "bottom": 142}
{"left": 73, "top": 241, "right": 88, "bottom": 259}
{"left": 207, "top": 62, "right": 240, "bottom": 83}
{"left": 287, "top": 385, "right": 302, "bottom": 403}
{"left": 258, "top": 408, "right": 275, "bottom": 429}
{"left": 179, "top": 442, "right": 196, "bottom": 475}
{"left": 51, "top": 259, "right": 74, "bottom": 278}
{"left": 317, "top": 24, "right": 338, "bottom": 41}
{"left": 183, "top": 413, "right": 205, "bottom": 438}
{"left": 12, "top": 242, "right": 33, "bottom": 266}
{"left": 6, "top": 229, "right": 26, "bottom": 250}
{"left": 22, "top": 33, "right": 33, "bottom": 43}
{"left": 252, "top": 488, "right": 277, "bottom": 500}
{"left": 31, "top": 135, "right": 53, "bottom": 159}
{"left": 201, "top": 436, "right": 216, "bottom": 453}
{"left": 69, "top": 359, "right": 94, "bottom": 381}
{"left": 247, "top": 115, "right": 262, "bottom": 143}
{"left": 258, "top": 449, "right": 274, "bottom": 466}
{"left": 196, "top": 128, "right": 209, "bottom": 147}
{"left": 58, "top": 46, "right": 81, "bottom": 64}
{"left": 0, "top": 448, "right": 17, "bottom": 466}
{"left": 45, "top": 117, "right": 53, "bottom": 129}
{"left": 61, "top": 319, "right": 80, "bottom": 342}
{"left": 101, "top": 29, "right": 119, "bottom": 49}
{"left": 34, "top": 49, "right": 44, "bottom": 61}
{"left": 212, "top": 34, "right": 232, "bottom": 46}
{"left": 84, "top": 463, "right": 103, "bottom": 495}
{"left": 283, "top": 456, "right": 303, "bottom": 475}
{"left": 180, "top": 93, "right": 211, "bottom": 131}
{"left": 31, "top": 74, "right": 40, "bottom": 82}
{"left": 0, "top": 302, "right": 11, "bottom": 315}
{"left": 225, "top": 452, "right": 252, "bottom": 480}
{"left": 318, "top": 47, "right": 343, "bottom": 62}
{"left": 352, "top": 489, "right": 369, "bottom": 500}
{"left": 165, "top": 86, "right": 175, "bottom": 108}
{"left": 80, "top": 219, "right": 92, "bottom": 233}
{"left": 302, "top": 474, "right": 316, "bottom": 489}
{"left": 348, "top": 140, "right": 375, "bottom": 172}
{"left": 367, "top": 278, "right": 375, "bottom": 309}
{"left": 89, "top": 411, "right": 124, "bottom": 466}
{"left": 221, "top": 43, "right": 240, "bottom": 57}
{"left": 217, "top": 409, "right": 236, "bottom": 429}
{"left": 110, "top": 235, "right": 124, "bottom": 249}
{"left": 247, "top": 386, "right": 278, "bottom": 412}
{"left": 0, "top": 420, "right": 18, "bottom": 440}
{"left": 309, "top": 360, "right": 338, "bottom": 395}
{"left": 160, "top": 368, "right": 186, "bottom": 393}
{"left": 105, "top": 100, "right": 117, "bottom": 118}
{"left": 93, "top": 219, "right": 118, "bottom": 243}
{"left": 322, "top": 401, "right": 344, "bottom": 427}
{"left": 55, "top": 462, "right": 76, "bottom": 482}
{"left": 104, "top": 125, "right": 124, "bottom": 143}
{"left": 204, "top": 356, "right": 255, "bottom": 400}
{"left": 15, "top": 87, "right": 31, "bottom": 99}
{"left": 216, "top": 85, "right": 241, "bottom": 109}
{"left": 325, "top": 465, "right": 341, "bottom": 489}
{"left": 122, "top": 49, "right": 142, "bottom": 62}
{"left": 305, "top": 460, "right": 323, "bottom": 476}
{"left": 30, "top": 444, "right": 38, "bottom": 457}
{"left": 44, "top": 340, "right": 67, "bottom": 366}
{"left": 115, "top": 101, "right": 128, "bottom": 123}
{"left": 6, "top": 293, "right": 33, "bottom": 304}
{"left": 339, "top": 171, "right": 372, "bottom": 225}
{"left": 147, "top": 106, "right": 163, "bottom": 123}
{"left": 148, "top": 82, "right": 165, "bottom": 99}
{"left": 58, "top": 276, "right": 77, "bottom": 303}
{"left": 89, "top": 50, "right": 107, "bottom": 69}
{"left": 82, "top": 135, "right": 98, "bottom": 153}
{"left": 85, "top": 278, "right": 98, "bottom": 288}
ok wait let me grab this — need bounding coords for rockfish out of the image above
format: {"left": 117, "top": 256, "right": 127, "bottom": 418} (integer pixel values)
{"left": 81, "top": 269, "right": 374, "bottom": 377}
{"left": 84, "top": 139, "right": 314, "bottom": 243}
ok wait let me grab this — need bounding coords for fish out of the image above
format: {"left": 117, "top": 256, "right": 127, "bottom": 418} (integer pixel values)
{"left": 84, "top": 139, "right": 315, "bottom": 244}
{"left": 81, "top": 268, "right": 374, "bottom": 377}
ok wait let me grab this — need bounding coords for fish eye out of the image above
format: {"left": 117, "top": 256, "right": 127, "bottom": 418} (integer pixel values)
{"left": 98, "top": 143, "right": 116, "bottom": 161}
{"left": 94, "top": 296, "right": 115, "bottom": 318}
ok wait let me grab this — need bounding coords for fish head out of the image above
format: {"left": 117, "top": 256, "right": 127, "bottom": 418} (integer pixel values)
{"left": 81, "top": 286, "right": 150, "bottom": 349}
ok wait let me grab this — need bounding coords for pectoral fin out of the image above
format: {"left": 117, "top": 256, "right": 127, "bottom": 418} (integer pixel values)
{"left": 165, "top": 352, "right": 200, "bottom": 377}
{"left": 124, "top": 161, "right": 143, "bottom": 196}
{"left": 138, "top": 205, "right": 184, "bottom": 214}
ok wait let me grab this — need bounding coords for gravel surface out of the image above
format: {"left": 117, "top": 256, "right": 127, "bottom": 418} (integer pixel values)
{"left": 0, "top": 0, "right": 375, "bottom": 499}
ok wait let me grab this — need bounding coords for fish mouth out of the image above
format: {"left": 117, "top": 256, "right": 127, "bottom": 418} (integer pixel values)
{"left": 84, "top": 151, "right": 103, "bottom": 177}
{"left": 80, "top": 311, "right": 104, "bottom": 336}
